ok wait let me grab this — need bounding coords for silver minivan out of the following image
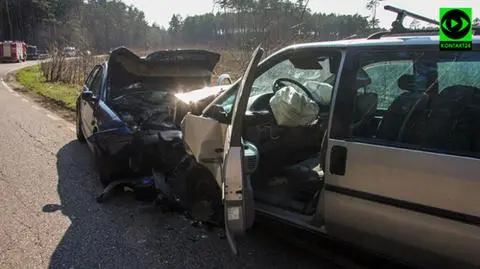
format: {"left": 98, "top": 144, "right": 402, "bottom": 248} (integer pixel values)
{"left": 178, "top": 27, "right": 480, "bottom": 268}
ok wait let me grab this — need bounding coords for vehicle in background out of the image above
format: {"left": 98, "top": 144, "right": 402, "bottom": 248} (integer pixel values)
{"left": 0, "top": 41, "right": 27, "bottom": 63}
{"left": 61, "top": 46, "right": 77, "bottom": 57}
{"left": 26, "top": 45, "right": 39, "bottom": 60}
{"left": 37, "top": 49, "right": 51, "bottom": 60}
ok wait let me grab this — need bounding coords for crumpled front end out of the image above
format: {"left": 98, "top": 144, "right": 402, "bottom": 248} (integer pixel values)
{"left": 87, "top": 123, "right": 185, "bottom": 178}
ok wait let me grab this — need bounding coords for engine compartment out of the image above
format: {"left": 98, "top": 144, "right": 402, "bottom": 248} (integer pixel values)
{"left": 110, "top": 89, "right": 175, "bottom": 130}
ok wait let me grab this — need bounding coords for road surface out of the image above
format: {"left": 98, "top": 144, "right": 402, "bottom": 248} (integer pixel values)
{"left": 0, "top": 62, "right": 343, "bottom": 269}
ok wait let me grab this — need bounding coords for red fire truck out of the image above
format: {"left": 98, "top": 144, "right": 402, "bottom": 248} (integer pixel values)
{"left": 0, "top": 41, "right": 27, "bottom": 63}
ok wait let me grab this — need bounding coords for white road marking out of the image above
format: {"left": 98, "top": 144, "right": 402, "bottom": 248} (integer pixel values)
{"left": 46, "top": 114, "right": 61, "bottom": 121}
{"left": 21, "top": 98, "right": 30, "bottom": 103}
{"left": 12, "top": 93, "right": 20, "bottom": 97}
{"left": 1, "top": 79, "right": 14, "bottom": 93}
{"left": 32, "top": 105, "right": 41, "bottom": 110}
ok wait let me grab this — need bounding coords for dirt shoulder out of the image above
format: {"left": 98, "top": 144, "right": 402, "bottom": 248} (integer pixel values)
{"left": 4, "top": 71, "right": 76, "bottom": 123}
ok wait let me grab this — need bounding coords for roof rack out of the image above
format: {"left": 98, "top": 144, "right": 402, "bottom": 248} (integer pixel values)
{"left": 368, "top": 5, "right": 479, "bottom": 39}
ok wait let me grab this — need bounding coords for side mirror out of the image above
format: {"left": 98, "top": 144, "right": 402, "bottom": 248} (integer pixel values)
{"left": 81, "top": 91, "right": 96, "bottom": 102}
{"left": 205, "top": 104, "right": 228, "bottom": 122}
{"left": 216, "top": 73, "right": 232, "bottom": 86}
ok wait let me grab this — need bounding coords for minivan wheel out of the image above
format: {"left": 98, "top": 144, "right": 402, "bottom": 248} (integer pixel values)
{"left": 185, "top": 166, "right": 223, "bottom": 226}
{"left": 76, "top": 110, "right": 86, "bottom": 143}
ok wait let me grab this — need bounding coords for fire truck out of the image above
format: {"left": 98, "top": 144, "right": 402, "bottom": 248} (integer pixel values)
{"left": 0, "top": 41, "right": 27, "bottom": 63}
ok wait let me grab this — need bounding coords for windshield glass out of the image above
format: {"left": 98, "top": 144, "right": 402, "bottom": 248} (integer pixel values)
{"left": 218, "top": 53, "right": 340, "bottom": 113}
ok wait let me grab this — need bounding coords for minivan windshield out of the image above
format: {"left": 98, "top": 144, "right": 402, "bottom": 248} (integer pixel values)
{"left": 217, "top": 52, "right": 341, "bottom": 113}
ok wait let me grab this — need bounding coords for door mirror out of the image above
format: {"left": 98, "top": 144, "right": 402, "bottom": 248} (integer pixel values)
{"left": 217, "top": 73, "right": 232, "bottom": 86}
{"left": 81, "top": 90, "right": 96, "bottom": 102}
{"left": 205, "top": 104, "right": 228, "bottom": 122}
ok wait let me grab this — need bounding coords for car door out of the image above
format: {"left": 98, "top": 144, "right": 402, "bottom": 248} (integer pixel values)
{"left": 80, "top": 66, "right": 99, "bottom": 136}
{"left": 221, "top": 46, "right": 264, "bottom": 255}
{"left": 323, "top": 48, "right": 480, "bottom": 268}
{"left": 82, "top": 66, "right": 104, "bottom": 138}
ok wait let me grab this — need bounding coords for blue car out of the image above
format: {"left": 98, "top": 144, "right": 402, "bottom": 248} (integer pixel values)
{"left": 75, "top": 47, "right": 225, "bottom": 186}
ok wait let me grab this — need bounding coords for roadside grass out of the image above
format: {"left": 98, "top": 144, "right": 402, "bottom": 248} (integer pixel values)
{"left": 16, "top": 65, "right": 80, "bottom": 110}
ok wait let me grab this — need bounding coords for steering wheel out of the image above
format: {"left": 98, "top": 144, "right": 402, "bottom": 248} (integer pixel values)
{"left": 272, "top": 78, "right": 316, "bottom": 102}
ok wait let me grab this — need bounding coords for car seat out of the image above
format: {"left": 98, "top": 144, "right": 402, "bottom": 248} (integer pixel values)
{"left": 376, "top": 74, "right": 430, "bottom": 143}
{"left": 350, "top": 68, "right": 379, "bottom": 137}
{"left": 423, "top": 85, "right": 480, "bottom": 152}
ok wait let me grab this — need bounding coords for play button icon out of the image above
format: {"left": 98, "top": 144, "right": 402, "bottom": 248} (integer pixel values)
{"left": 450, "top": 19, "right": 458, "bottom": 28}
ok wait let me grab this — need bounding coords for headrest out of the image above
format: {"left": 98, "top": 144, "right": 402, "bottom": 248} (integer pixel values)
{"left": 397, "top": 74, "right": 429, "bottom": 92}
{"left": 397, "top": 74, "right": 415, "bottom": 91}
{"left": 356, "top": 69, "right": 372, "bottom": 88}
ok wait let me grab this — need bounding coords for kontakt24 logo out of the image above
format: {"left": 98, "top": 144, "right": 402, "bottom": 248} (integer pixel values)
{"left": 439, "top": 7, "right": 473, "bottom": 50}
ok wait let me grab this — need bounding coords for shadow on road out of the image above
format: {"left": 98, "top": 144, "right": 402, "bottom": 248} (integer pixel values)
{"left": 43, "top": 140, "right": 161, "bottom": 269}
{"left": 42, "top": 140, "right": 336, "bottom": 269}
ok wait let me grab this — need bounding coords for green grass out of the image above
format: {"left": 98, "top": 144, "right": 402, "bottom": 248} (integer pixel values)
{"left": 16, "top": 65, "right": 80, "bottom": 110}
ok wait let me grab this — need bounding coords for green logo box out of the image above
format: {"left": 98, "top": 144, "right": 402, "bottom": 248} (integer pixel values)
{"left": 439, "top": 7, "right": 472, "bottom": 50}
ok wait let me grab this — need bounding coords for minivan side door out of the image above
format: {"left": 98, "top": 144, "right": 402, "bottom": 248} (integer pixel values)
{"left": 323, "top": 48, "right": 480, "bottom": 269}
{"left": 221, "top": 46, "right": 264, "bottom": 255}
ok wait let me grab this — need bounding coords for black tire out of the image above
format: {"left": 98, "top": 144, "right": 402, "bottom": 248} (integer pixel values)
{"left": 185, "top": 165, "right": 223, "bottom": 226}
{"left": 76, "top": 109, "right": 86, "bottom": 143}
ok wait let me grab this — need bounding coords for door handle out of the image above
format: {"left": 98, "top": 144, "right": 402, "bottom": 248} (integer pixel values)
{"left": 330, "top": 145, "right": 347, "bottom": 176}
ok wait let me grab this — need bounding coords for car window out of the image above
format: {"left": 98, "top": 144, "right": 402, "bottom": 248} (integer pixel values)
{"left": 251, "top": 58, "right": 334, "bottom": 96}
{"left": 90, "top": 68, "right": 103, "bottom": 96}
{"left": 438, "top": 61, "right": 480, "bottom": 91}
{"left": 347, "top": 49, "right": 480, "bottom": 158}
{"left": 361, "top": 60, "right": 413, "bottom": 110}
{"left": 219, "top": 53, "right": 338, "bottom": 113}
{"left": 85, "top": 66, "right": 100, "bottom": 88}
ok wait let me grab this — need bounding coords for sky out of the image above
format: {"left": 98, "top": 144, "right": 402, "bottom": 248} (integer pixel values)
{"left": 121, "top": 0, "right": 480, "bottom": 29}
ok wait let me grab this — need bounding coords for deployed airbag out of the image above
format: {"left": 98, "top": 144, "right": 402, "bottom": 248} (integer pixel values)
{"left": 303, "top": 81, "right": 333, "bottom": 106}
{"left": 269, "top": 86, "right": 319, "bottom": 127}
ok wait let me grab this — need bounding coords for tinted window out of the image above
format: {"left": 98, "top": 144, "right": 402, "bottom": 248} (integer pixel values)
{"left": 349, "top": 50, "right": 480, "bottom": 158}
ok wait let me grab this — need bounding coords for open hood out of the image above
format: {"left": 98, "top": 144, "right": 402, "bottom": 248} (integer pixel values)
{"left": 107, "top": 47, "right": 221, "bottom": 92}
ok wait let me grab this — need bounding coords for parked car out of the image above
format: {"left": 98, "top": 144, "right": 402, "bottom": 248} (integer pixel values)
{"left": 75, "top": 47, "right": 230, "bottom": 186}
{"left": 154, "top": 6, "right": 480, "bottom": 269}
{"left": 26, "top": 45, "right": 39, "bottom": 60}
{"left": 62, "top": 46, "right": 77, "bottom": 57}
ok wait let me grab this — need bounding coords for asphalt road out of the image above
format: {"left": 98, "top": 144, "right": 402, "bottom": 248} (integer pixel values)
{"left": 0, "top": 62, "right": 343, "bottom": 269}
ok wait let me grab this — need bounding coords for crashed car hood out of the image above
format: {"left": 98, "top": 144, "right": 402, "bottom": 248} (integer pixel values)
{"left": 107, "top": 47, "right": 221, "bottom": 91}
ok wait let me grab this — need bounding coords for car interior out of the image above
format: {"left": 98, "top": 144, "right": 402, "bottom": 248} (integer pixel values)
{"left": 210, "top": 54, "right": 342, "bottom": 215}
